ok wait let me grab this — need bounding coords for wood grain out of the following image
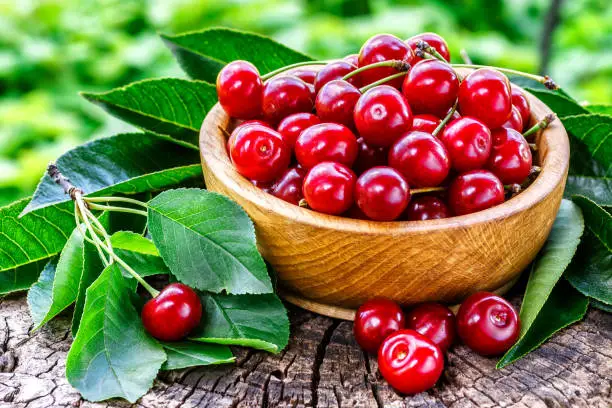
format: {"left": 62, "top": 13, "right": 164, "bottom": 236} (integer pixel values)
{"left": 200, "top": 69, "right": 570, "bottom": 319}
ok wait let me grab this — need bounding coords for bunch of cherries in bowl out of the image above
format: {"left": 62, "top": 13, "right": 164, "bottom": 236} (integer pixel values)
{"left": 216, "top": 32, "right": 553, "bottom": 221}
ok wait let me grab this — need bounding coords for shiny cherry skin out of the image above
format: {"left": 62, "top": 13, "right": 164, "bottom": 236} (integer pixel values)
{"left": 285, "top": 68, "right": 317, "bottom": 85}
{"left": 353, "top": 298, "right": 405, "bottom": 353}
{"left": 303, "top": 162, "right": 356, "bottom": 215}
{"left": 344, "top": 54, "right": 359, "bottom": 66}
{"left": 217, "top": 60, "right": 263, "bottom": 119}
{"left": 439, "top": 117, "right": 492, "bottom": 172}
{"left": 411, "top": 114, "right": 441, "bottom": 134}
{"left": 511, "top": 85, "right": 531, "bottom": 129}
{"left": 402, "top": 60, "right": 459, "bottom": 117}
{"left": 355, "top": 166, "right": 411, "bottom": 221}
{"left": 315, "top": 80, "right": 361, "bottom": 128}
{"left": 295, "top": 123, "right": 358, "bottom": 168}
{"left": 358, "top": 34, "right": 413, "bottom": 89}
{"left": 141, "top": 283, "right": 202, "bottom": 341}
{"left": 406, "top": 303, "right": 456, "bottom": 353}
{"left": 250, "top": 179, "right": 273, "bottom": 193}
{"left": 448, "top": 170, "right": 505, "bottom": 215}
{"left": 277, "top": 112, "right": 321, "bottom": 148}
{"left": 270, "top": 167, "right": 306, "bottom": 205}
{"left": 354, "top": 85, "right": 413, "bottom": 147}
{"left": 389, "top": 131, "right": 450, "bottom": 187}
{"left": 354, "top": 137, "right": 388, "bottom": 174}
{"left": 458, "top": 68, "right": 512, "bottom": 129}
{"left": 378, "top": 329, "right": 444, "bottom": 395}
{"left": 314, "top": 61, "right": 358, "bottom": 92}
{"left": 406, "top": 32, "right": 451, "bottom": 63}
{"left": 487, "top": 127, "right": 532, "bottom": 184}
{"left": 501, "top": 106, "right": 523, "bottom": 133}
{"left": 457, "top": 292, "right": 520, "bottom": 356}
{"left": 405, "top": 196, "right": 451, "bottom": 221}
{"left": 262, "top": 76, "right": 314, "bottom": 124}
{"left": 229, "top": 124, "right": 291, "bottom": 182}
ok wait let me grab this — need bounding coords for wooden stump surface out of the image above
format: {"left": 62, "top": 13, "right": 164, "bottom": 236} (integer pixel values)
{"left": 0, "top": 290, "right": 610, "bottom": 408}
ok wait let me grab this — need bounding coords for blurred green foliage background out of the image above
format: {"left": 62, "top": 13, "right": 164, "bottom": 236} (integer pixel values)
{"left": 1, "top": 0, "right": 610, "bottom": 205}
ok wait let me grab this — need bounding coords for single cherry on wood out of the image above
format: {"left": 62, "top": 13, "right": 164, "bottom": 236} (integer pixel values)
{"left": 141, "top": 283, "right": 203, "bottom": 342}
{"left": 295, "top": 122, "right": 358, "bottom": 169}
{"left": 355, "top": 166, "right": 411, "bottom": 221}
{"left": 302, "top": 162, "right": 356, "bottom": 215}
{"left": 262, "top": 76, "right": 314, "bottom": 124}
{"left": 487, "top": 127, "right": 532, "bottom": 184}
{"left": 406, "top": 303, "right": 456, "bottom": 352}
{"left": 270, "top": 166, "right": 306, "bottom": 205}
{"left": 353, "top": 298, "right": 405, "bottom": 354}
{"left": 439, "top": 117, "right": 492, "bottom": 172}
{"left": 405, "top": 196, "right": 451, "bottom": 221}
{"left": 448, "top": 169, "right": 505, "bottom": 215}
{"left": 315, "top": 80, "right": 361, "bottom": 128}
{"left": 402, "top": 59, "right": 459, "bottom": 117}
{"left": 358, "top": 34, "right": 413, "bottom": 89}
{"left": 406, "top": 32, "right": 451, "bottom": 63}
{"left": 458, "top": 68, "right": 512, "bottom": 129}
{"left": 277, "top": 112, "right": 321, "bottom": 148}
{"left": 216, "top": 60, "right": 263, "bottom": 119}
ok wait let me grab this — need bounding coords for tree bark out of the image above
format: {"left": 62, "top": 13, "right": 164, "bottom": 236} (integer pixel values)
{"left": 0, "top": 292, "right": 609, "bottom": 408}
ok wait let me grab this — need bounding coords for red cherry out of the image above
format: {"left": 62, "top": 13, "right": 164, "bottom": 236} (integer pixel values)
{"left": 487, "top": 127, "right": 532, "bottom": 184}
{"left": 354, "top": 137, "right": 388, "bottom": 174}
{"left": 439, "top": 117, "right": 492, "bottom": 172}
{"left": 457, "top": 292, "right": 520, "bottom": 356}
{"left": 511, "top": 85, "right": 531, "bottom": 130}
{"left": 389, "top": 131, "right": 450, "bottom": 187}
{"left": 406, "top": 303, "right": 456, "bottom": 352}
{"left": 270, "top": 167, "right": 306, "bottom": 205}
{"left": 314, "top": 61, "right": 359, "bottom": 92}
{"left": 355, "top": 166, "right": 411, "bottom": 221}
{"left": 412, "top": 114, "right": 441, "bottom": 134}
{"left": 358, "top": 34, "right": 413, "bottom": 89}
{"left": 216, "top": 61, "right": 263, "bottom": 119}
{"left": 303, "top": 162, "right": 356, "bottom": 215}
{"left": 285, "top": 68, "right": 317, "bottom": 85}
{"left": 402, "top": 60, "right": 459, "bottom": 117}
{"left": 277, "top": 113, "right": 321, "bottom": 148}
{"left": 405, "top": 196, "right": 451, "bottom": 221}
{"left": 234, "top": 119, "right": 270, "bottom": 132}
{"left": 378, "top": 329, "right": 444, "bottom": 395}
{"left": 353, "top": 298, "right": 405, "bottom": 353}
{"left": 501, "top": 106, "right": 523, "bottom": 132}
{"left": 141, "top": 283, "right": 202, "bottom": 341}
{"left": 229, "top": 124, "right": 291, "bottom": 182}
{"left": 262, "top": 76, "right": 314, "bottom": 124}
{"left": 315, "top": 80, "right": 361, "bottom": 128}
{"left": 250, "top": 179, "right": 273, "bottom": 193}
{"left": 406, "top": 32, "right": 451, "bottom": 63}
{"left": 344, "top": 54, "right": 359, "bottom": 66}
{"left": 354, "top": 85, "right": 413, "bottom": 147}
{"left": 458, "top": 68, "right": 512, "bottom": 129}
{"left": 448, "top": 170, "right": 505, "bottom": 215}
{"left": 295, "top": 123, "right": 358, "bottom": 169}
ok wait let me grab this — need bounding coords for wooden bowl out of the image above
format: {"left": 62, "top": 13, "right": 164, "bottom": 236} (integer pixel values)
{"left": 200, "top": 69, "right": 569, "bottom": 320}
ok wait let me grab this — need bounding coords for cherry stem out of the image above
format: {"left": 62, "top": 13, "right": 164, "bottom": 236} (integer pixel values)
{"left": 87, "top": 203, "right": 148, "bottom": 217}
{"left": 411, "top": 186, "right": 447, "bottom": 194}
{"left": 298, "top": 198, "right": 309, "bottom": 208}
{"left": 359, "top": 72, "right": 407, "bottom": 93}
{"left": 261, "top": 61, "right": 329, "bottom": 81}
{"left": 523, "top": 114, "right": 556, "bottom": 138}
{"left": 342, "top": 60, "right": 410, "bottom": 81}
{"left": 84, "top": 196, "right": 148, "bottom": 208}
{"left": 460, "top": 49, "right": 473, "bottom": 64}
{"left": 529, "top": 143, "right": 538, "bottom": 151}
{"left": 432, "top": 101, "right": 458, "bottom": 137}
{"left": 504, "top": 184, "right": 522, "bottom": 193}
{"left": 416, "top": 40, "right": 446, "bottom": 62}
{"left": 451, "top": 64, "right": 558, "bottom": 90}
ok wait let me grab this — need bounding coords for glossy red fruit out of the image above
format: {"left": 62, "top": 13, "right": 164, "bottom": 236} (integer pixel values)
{"left": 229, "top": 124, "right": 291, "bottom": 182}
{"left": 314, "top": 61, "right": 358, "bottom": 92}
{"left": 511, "top": 85, "right": 531, "bottom": 129}
{"left": 448, "top": 170, "right": 505, "bottom": 215}
{"left": 487, "top": 127, "right": 532, "bottom": 184}
{"left": 439, "top": 117, "right": 492, "bottom": 172}
{"left": 315, "top": 80, "right": 361, "bottom": 128}
{"left": 406, "top": 303, "right": 456, "bottom": 352}
{"left": 501, "top": 106, "right": 523, "bottom": 132}
{"left": 457, "top": 292, "right": 520, "bottom": 356}
{"left": 354, "top": 137, "right": 388, "bottom": 174}
{"left": 277, "top": 112, "right": 321, "bottom": 148}
{"left": 378, "top": 329, "right": 444, "bottom": 394}
{"left": 141, "top": 283, "right": 202, "bottom": 341}
{"left": 389, "top": 131, "right": 450, "bottom": 187}
{"left": 250, "top": 179, "right": 273, "bottom": 193}
{"left": 217, "top": 61, "right": 263, "bottom": 119}
{"left": 286, "top": 68, "right": 317, "bottom": 85}
{"left": 358, "top": 34, "right": 413, "bottom": 89}
{"left": 354, "top": 85, "right": 413, "bottom": 147}
{"left": 295, "top": 123, "right": 358, "bottom": 168}
{"left": 262, "top": 76, "right": 314, "bottom": 124}
{"left": 303, "top": 162, "right": 356, "bottom": 215}
{"left": 458, "top": 68, "right": 512, "bottom": 129}
{"left": 270, "top": 167, "right": 306, "bottom": 205}
{"left": 402, "top": 60, "right": 459, "bottom": 117}
{"left": 405, "top": 196, "right": 451, "bottom": 221}
{"left": 406, "top": 32, "right": 451, "bottom": 63}
{"left": 353, "top": 298, "right": 405, "bottom": 353}
{"left": 344, "top": 54, "right": 359, "bottom": 67}
{"left": 412, "top": 114, "right": 441, "bottom": 134}
{"left": 355, "top": 166, "right": 411, "bottom": 221}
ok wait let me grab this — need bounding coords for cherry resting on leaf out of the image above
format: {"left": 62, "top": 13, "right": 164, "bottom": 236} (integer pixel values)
{"left": 353, "top": 298, "right": 405, "bottom": 353}
{"left": 142, "top": 283, "right": 203, "bottom": 341}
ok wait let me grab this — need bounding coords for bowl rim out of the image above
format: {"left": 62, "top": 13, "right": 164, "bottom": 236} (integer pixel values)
{"left": 200, "top": 73, "right": 570, "bottom": 234}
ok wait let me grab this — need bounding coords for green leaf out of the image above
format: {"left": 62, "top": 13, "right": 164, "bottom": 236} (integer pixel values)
{"left": 562, "top": 114, "right": 611, "bottom": 172}
{"left": 591, "top": 298, "right": 612, "bottom": 313}
{"left": 190, "top": 293, "right": 289, "bottom": 354}
{"left": 22, "top": 133, "right": 201, "bottom": 215}
{"left": 497, "top": 279, "right": 589, "bottom": 368}
{"left": 565, "top": 196, "right": 612, "bottom": 305}
{"left": 66, "top": 264, "right": 166, "bottom": 403}
{"left": 587, "top": 104, "right": 612, "bottom": 116}
{"left": 110, "top": 232, "right": 170, "bottom": 278}
{"left": 161, "top": 341, "right": 235, "bottom": 370}
{"left": 147, "top": 189, "right": 272, "bottom": 294}
{"left": 27, "top": 260, "right": 57, "bottom": 325}
{"left": 82, "top": 80, "right": 217, "bottom": 144}
{"left": 161, "top": 27, "right": 311, "bottom": 82}
{"left": 524, "top": 88, "right": 589, "bottom": 118}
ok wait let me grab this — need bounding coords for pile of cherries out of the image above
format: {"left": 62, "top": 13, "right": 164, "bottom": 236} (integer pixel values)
{"left": 354, "top": 293, "right": 520, "bottom": 394}
{"left": 217, "top": 32, "right": 539, "bottom": 221}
